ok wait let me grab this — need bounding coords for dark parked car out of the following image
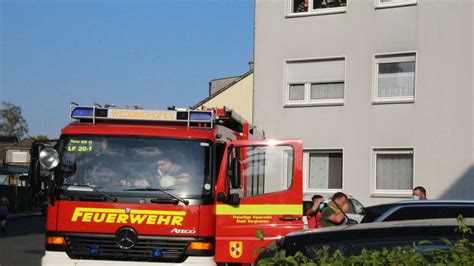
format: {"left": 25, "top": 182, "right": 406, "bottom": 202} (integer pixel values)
{"left": 257, "top": 218, "right": 474, "bottom": 261}
{"left": 361, "top": 200, "right": 474, "bottom": 223}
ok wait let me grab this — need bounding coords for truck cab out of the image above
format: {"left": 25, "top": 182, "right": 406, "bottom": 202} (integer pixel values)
{"left": 34, "top": 104, "right": 303, "bottom": 265}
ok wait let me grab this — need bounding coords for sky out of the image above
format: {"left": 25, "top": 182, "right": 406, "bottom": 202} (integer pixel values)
{"left": 0, "top": 0, "right": 254, "bottom": 138}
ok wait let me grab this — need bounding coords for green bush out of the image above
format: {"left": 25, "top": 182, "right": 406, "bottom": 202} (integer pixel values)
{"left": 257, "top": 215, "right": 474, "bottom": 266}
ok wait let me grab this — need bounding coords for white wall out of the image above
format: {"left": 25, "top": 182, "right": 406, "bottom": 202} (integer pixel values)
{"left": 253, "top": 0, "right": 474, "bottom": 206}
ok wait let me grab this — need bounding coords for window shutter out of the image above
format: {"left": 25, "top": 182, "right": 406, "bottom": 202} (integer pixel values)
{"left": 287, "top": 59, "right": 345, "bottom": 83}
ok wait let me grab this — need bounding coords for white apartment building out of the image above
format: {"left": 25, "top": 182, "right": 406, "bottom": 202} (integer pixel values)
{"left": 253, "top": 0, "right": 474, "bottom": 205}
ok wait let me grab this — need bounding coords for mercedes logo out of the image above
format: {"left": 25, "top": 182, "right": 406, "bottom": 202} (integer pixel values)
{"left": 115, "top": 227, "right": 138, "bottom": 250}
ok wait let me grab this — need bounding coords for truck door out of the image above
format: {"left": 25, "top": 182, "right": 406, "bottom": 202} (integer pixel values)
{"left": 214, "top": 139, "right": 303, "bottom": 263}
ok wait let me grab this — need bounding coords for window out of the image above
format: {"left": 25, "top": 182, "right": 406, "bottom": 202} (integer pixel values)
{"left": 290, "top": 0, "right": 347, "bottom": 15}
{"left": 376, "top": 0, "right": 417, "bottom": 9}
{"left": 229, "top": 145, "right": 294, "bottom": 197}
{"left": 286, "top": 58, "right": 345, "bottom": 106}
{"left": 384, "top": 206, "right": 474, "bottom": 222}
{"left": 304, "top": 150, "right": 343, "bottom": 191}
{"left": 348, "top": 198, "right": 365, "bottom": 215}
{"left": 373, "top": 53, "right": 416, "bottom": 103}
{"left": 373, "top": 149, "right": 413, "bottom": 193}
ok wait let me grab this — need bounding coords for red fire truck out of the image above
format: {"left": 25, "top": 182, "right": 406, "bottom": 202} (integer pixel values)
{"left": 32, "top": 104, "right": 303, "bottom": 265}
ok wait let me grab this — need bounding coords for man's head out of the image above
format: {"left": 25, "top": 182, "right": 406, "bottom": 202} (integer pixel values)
{"left": 412, "top": 186, "right": 427, "bottom": 200}
{"left": 312, "top": 194, "right": 323, "bottom": 203}
{"left": 157, "top": 158, "right": 175, "bottom": 174}
{"left": 332, "top": 192, "right": 348, "bottom": 207}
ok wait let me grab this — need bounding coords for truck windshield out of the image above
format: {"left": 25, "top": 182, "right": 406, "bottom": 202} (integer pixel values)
{"left": 58, "top": 135, "right": 212, "bottom": 198}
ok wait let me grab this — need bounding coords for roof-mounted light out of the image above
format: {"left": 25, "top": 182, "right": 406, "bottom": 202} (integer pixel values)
{"left": 190, "top": 111, "right": 213, "bottom": 122}
{"left": 71, "top": 107, "right": 94, "bottom": 118}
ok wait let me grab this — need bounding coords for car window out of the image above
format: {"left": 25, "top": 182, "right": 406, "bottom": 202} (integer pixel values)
{"left": 384, "top": 206, "right": 474, "bottom": 222}
{"left": 351, "top": 199, "right": 365, "bottom": 215}
{"left": 346, "top": 200, "right": 356, "bottom": 214}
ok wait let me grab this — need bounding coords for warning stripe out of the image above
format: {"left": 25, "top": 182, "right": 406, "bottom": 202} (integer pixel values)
{"left": 215, "top": 204, "right": 301, "bottom": 215}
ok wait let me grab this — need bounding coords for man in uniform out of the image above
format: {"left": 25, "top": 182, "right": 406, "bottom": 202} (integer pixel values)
{"left": 321, "top": 192, "right": 350, "bottom": 227}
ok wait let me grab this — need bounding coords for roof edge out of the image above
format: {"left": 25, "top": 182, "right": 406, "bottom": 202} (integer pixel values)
{"left": 192, "top": 69, "right": 254, "bottom": 110}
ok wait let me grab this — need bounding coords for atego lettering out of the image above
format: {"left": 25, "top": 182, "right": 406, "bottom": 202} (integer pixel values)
{"left": 170, "top": 228, "right": 196, "bottom": 234}
{"left": 71, "top": 207, "right": 186, "bottom": 226}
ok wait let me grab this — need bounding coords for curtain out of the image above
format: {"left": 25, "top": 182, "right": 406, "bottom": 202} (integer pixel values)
{"left": 311, "top": 83, "right": 344, "bottom": 100}
{"left": 289, "top": 84, "right": 305, "bottom": 101}
{"left": 376, "top": 153, "right": 413, "bottom": 190}
{"left": 378, "top": 72, "right": 415, "bottom": 97}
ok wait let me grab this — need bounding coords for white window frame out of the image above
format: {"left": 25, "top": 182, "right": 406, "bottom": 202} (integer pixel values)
{"left": 375, "top": 0, "right": 417, "bottom": 9}
{"left": 371, "top": 148, "right": 414, "bottom": 198}
{"left": 372, "top": 52, "right": 417, "bottom": 104}
{"left": 284, "top": 57, "right": 346, "bottom": 107}
{"left": 303, "top": 149, "right": 344, "bottom": 194}
{"left": 286, "top": 0, "right": 347, "bottom": 18}
{"left": 280, "top": 148, "right": 294, "bottom": 190}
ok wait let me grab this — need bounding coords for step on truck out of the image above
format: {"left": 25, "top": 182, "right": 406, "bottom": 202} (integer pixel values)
{"left": 31, "top": 104, "right": 304, "bottom": 265}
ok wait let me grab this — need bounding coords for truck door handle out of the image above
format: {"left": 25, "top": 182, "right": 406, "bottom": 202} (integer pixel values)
{"left": 279, "top": 216, "right": 300, "bottom": 221}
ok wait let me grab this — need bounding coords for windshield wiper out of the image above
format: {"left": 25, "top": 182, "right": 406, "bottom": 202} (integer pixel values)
{"left": 63, "top": 184, "right": 118, "bottom": 202}
{"left": 124, "top": 188, "right": 189, "bottom": 205}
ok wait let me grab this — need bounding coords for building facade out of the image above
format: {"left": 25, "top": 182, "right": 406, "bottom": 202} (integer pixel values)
{"left": 194, "top": 70, "right": 254, "bottom": 123}
{"left": 253, "top": 0, "right": 474, "bottom": 205}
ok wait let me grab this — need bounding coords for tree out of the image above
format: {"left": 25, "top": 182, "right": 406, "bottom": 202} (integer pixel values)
{"left": 0, "top": 101, "right": 29, "bottom": 139}
{"left": 30, "top": 135, "right": 49, "bottom": 141}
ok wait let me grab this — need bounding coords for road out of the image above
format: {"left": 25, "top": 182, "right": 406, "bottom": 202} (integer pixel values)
{"left": 0, "top": 215, "right": 45, "bottom": 266}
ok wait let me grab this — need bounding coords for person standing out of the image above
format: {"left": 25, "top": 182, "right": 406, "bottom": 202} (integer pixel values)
{"left": 412, "top": 186, "right": 427, "bottom": 200}
{"left": 306, "top": 195, "right": 325, "bottom": 229}
{"left": 0, "top": 192, "right": 9, "bottom": 232}
{"left": 321, "top": 192, "right": 350, "bottom": 227}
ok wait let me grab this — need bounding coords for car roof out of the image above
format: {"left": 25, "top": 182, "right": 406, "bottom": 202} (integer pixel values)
{"left": 362, "top": 200, "right": 474, "bottom": 223}
{"left": 286, "top": 218, "right": 474, "bottom": 237}
{"left": 367, "top": 200, "right": 474, "bottom": 209}
{"left": 396, "top": 200, "right": 474, "bottom": 204}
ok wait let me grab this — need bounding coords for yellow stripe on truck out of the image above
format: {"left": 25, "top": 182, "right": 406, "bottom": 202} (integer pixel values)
{"left": 215, "top": 204, "right": 302, "bottom": 215}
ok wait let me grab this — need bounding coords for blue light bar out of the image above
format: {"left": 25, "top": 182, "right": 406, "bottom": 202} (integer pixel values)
{"left": 190, "top": 111, "right": 212, "bottom": 122}
{"left": 71, "top": 107, "right": 94, "bottom": 118}
{"left": 88, "top": 246, "right": 100, "bottom": 255}
{"left": 152, "top": 249, "right": 163, "bottom": 257}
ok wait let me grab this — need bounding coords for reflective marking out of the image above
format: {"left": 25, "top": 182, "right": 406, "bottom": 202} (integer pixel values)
{"left": 215, "top": 204, "right": 301, "bottom": 215}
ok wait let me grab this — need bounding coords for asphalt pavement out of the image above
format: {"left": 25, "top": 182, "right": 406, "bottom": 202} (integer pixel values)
{"left": 0, "top": 214, "right": 45, "bottom": 266}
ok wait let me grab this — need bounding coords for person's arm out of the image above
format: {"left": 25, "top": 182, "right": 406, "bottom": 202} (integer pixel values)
{"left": 306, "top": 198, "right": 323, "bottom": 216}
{"left": 328, "top": 212, "right": 345, "bottom": 224}
{"left": 328, "top": 201, "right": 349, "bottom": 224}
{"left": 176, "top": 171, "right": 191, "bottom": 184}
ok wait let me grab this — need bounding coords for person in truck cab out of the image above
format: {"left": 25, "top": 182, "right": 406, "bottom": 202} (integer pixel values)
{"left": 134, "top": 157, "right": 192, "bottom": 188}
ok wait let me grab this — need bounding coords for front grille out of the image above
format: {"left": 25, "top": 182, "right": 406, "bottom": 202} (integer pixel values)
{"left": 65, "top": 234, "right": 190, "bottom": 262}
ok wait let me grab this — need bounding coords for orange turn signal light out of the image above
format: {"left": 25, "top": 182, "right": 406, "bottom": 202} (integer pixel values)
{"left": 188, "top": 241, "right": 213, "bottom": 250}
{"left": 46, "top": 236, "right": 66, "bottom": 246}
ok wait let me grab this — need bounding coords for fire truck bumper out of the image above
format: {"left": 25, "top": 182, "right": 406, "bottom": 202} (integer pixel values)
{"left": 42, "top": 251, "right": 217, "bottom": 266}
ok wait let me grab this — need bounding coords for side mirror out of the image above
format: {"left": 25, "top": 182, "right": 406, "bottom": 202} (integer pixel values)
{"left": 39, "top": 148, "right": 60, "bottom": 170}
{"left": 217, "top": 192, "right": 226, "bottom": 203}
{"left": 216, "top": 192, "right": 240, "bottom": 206}
{"left": 30, "top": 142, "right": 48, "bottom": 190}
{"left": 227, "top": 193, "right": 240, "bottom": 206}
